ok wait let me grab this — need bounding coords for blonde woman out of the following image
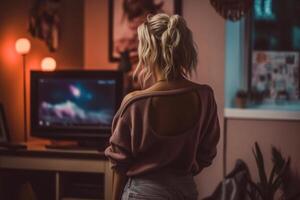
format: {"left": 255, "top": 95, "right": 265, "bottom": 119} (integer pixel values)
{"left": 105, "top": 13, "right": 220, "bottom": 200}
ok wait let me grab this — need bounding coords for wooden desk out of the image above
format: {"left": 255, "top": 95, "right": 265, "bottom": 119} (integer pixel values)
{"left": 0, "top": 144, "right": 113, "bottom": 200}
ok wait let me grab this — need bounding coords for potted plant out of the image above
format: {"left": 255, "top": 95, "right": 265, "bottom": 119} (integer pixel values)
{"left": 247, "top": 142, "right": 300, "bottom": 200}
{"left": 235, "top": 90, "right": 248, "bottom": 108}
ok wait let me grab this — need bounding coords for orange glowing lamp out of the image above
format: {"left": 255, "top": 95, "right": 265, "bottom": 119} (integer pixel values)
{"left": 15, "top": 38, "right": 31, "bottom": 55}
{"left": 41, "top": 57, "right": 57, "bottom": 71}
{"left": 15, "top": 38, "right": 31, "bottom": 142}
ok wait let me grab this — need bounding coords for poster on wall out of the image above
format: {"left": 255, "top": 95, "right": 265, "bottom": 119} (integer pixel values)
{"left": 252, "top": 51, "right": 300, "bottom": 102}
{"left": 109, "top": 0, "right": 182, "bottom": 62}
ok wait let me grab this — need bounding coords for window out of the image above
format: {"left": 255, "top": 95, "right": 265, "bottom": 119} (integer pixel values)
{"left": 250, "top": 0, "right": 300, "bottom": 107}
{"left": 225, "top": 0, "right": 300, "bottom": 117}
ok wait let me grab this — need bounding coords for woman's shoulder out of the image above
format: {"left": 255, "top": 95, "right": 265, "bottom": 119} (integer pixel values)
{"left": 121, "top": 89, "right": 149, "bottom": 106}
{"left": 121, "top": 90, "right": 141, "bottom": 106}
{"left": 116, "top": 83, "right": 216, "bottom": 117}
{"left": 172, "top": 81, "right": 215, "bottom": 95}
{"left": 117, "top": 90, "right": 149, "bottom": 118}
{"left": 197, "top": 84, "right": 215, "bottom": 94}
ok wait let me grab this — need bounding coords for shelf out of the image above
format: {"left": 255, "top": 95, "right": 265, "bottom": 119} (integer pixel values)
{"left": 224, "top": 108, "right": 300, "bottom": 121}
{"left": 62, "top": 198, "right": 103, "bottom": 200}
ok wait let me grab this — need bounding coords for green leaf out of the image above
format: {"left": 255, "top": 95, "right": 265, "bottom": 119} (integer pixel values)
{"left": 271, "top": 146, "right": 285, "bottom": 173}
{"left": 253, "top": 142, "right": 268, "bottom": 191}
{"left": 272, "top": 158, "right": 290, "bottom": 189}
{"left": 268, "top": 164, "right": 277, "bottom": 186}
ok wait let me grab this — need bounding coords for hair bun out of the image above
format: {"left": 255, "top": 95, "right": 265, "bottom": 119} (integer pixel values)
{"left": 163, "top": 15, "right": 181, "bottom": 49}
{"left": 168, "top": 15, "right": 180, "bottom": 31}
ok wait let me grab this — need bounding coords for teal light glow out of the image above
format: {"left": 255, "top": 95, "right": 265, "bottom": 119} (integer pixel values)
{"left": 254, "top": 0, "right": 275, "bottom": 20}
{"left": 264, "top": 0, "right": 273, "bottom": 16}
{"left": 255, "top": 0, "right": 263, "bottom": 17}
{"left": 292, "top": 26, "right": 300, "bottom": 50}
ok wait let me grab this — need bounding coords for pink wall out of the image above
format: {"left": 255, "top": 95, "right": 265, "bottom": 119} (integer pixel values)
{"left": 0, "top": 0, "right": 84, "bottom": 141}
{"left": 84, "top": 0, "right": 117, "bottom": 70}
{"left": 227, "top": 120, "right": 300, "bottom": 182}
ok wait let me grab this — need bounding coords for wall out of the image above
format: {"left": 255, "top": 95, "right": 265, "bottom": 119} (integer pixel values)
{"left": 0, "top": 0, "right": 84, "bottom": 141}
{"left": 227, "top": 119, "right": 300, "bottom": 182}
{"left": 84, "top": 0, "right": 117, "bottom": 69}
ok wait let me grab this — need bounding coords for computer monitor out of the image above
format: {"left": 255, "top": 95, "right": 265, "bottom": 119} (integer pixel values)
{"left": 30, "top": 70, "right": 123, "bottom": 141}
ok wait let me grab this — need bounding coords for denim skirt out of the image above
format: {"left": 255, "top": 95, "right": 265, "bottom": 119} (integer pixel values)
{"left": 121, "top": 171, "right": 198, "bottom": 200}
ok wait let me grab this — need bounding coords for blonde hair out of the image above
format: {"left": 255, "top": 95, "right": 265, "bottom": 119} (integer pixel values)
{"left": 133, "top": 14, "right": 198, "bottom": 87}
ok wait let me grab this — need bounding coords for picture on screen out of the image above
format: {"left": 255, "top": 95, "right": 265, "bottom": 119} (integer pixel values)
{"left": 38, "top": 79, "right": 116, "bottom": 129}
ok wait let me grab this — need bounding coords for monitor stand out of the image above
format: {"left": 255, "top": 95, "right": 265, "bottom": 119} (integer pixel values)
{"left": 45, "top": 139, "right": 108, "bottom": 152}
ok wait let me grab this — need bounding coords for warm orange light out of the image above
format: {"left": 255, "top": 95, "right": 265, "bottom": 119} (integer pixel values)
{"left": 41, "top": 57, "right": 57, "bottom": 71}
{"left": 15, "top": 38, "right": 31, "bottom": 55}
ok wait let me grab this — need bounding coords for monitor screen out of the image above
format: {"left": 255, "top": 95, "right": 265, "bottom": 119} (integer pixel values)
{"left": 38, "top": 79, "right": 116, "bottom": 130}
{"left": 30, "top": 70, "right": 123, "bottom": 139}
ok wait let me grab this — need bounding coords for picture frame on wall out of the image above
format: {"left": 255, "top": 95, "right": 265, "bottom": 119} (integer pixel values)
{"left": 108, "top": 0, "right": 182, "bottom": 62}
{"left": 0, "top": 103, "right": 9, "bottom": 143}
{"left": 251, "top": 51, "right": 300, "bottom": 103}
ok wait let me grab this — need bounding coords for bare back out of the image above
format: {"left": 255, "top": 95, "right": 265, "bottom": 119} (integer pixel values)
{"left": 145, "top": 80, "right": 200, "bottom": 136}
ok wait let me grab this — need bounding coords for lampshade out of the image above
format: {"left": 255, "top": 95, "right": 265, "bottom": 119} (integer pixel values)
{"left": 41, "top": 57, "right": 56, "bottom": 71}
{"left": 15, "top": 38, "right": 31, "bottom": 55}
{"left": 210, "top": 0, "right": 253, "bottom": 21}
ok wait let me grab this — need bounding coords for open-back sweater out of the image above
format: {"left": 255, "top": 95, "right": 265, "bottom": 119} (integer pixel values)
{"left": 104, "top": 84, "right": 220, "bottom": 177}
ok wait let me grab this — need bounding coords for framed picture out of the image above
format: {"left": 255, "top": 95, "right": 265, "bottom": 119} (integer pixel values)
{"left": 0, "top": 103, "right": 9, "bottom": 143}
{"left": 251, "top": 51, "right": 300, "bottom": 102}
{"left": 109, "top": 0, "right": 182, "bottom": 62}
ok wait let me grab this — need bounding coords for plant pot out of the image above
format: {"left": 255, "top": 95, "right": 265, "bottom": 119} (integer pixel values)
{"left": 235, "top": 97, "right": 247, "bottom": 108}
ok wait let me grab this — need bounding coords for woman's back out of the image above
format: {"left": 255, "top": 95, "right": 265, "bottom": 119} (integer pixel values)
{"left": 147, "top": 80, "right": 200, "bottom": 136}
{"left": 105, "top": 83, "right": 220, "bottom": 176}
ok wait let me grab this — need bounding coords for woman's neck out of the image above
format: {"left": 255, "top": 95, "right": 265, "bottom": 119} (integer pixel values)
{"left": 155, "top": 74, "right": 185, "bottom": 82}
{"left": 154, "top": 66, "right": 183, "bottom": 82}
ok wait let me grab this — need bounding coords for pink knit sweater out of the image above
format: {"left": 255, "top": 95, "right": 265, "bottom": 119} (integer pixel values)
{"left": 104, "top": 84, "right": 220, "bottom": 176}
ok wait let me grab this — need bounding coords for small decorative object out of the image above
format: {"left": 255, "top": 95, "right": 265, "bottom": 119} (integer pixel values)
{"left": 109, "top": 0, "right": 182, "bottom": 62}
{"left": 235, "top": 89, "right": 248, "bottom": 108}
{"left": 28, "top": 0, "right": 61, "bottom": 52}
{"left": 15, "top": 38, "right": 31, "bottom": 142}
{"left": 0, "top": 103, "right": 9, "bottom": 143}
{"left": 210, "top": 0, "right": 253, "bottom": 21}
{"left": 41, "top": 57, "right": 57, "bottom": 71}
{"left": 249, "top": 89, "right": 264, "bottom": 104}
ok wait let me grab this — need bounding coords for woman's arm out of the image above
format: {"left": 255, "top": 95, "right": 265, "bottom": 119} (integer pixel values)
{"left": 196, "top": 87, "right": 220, "bottom": 172}
{"left": 112, "top": 171, "right": 128, "bottom": 200}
